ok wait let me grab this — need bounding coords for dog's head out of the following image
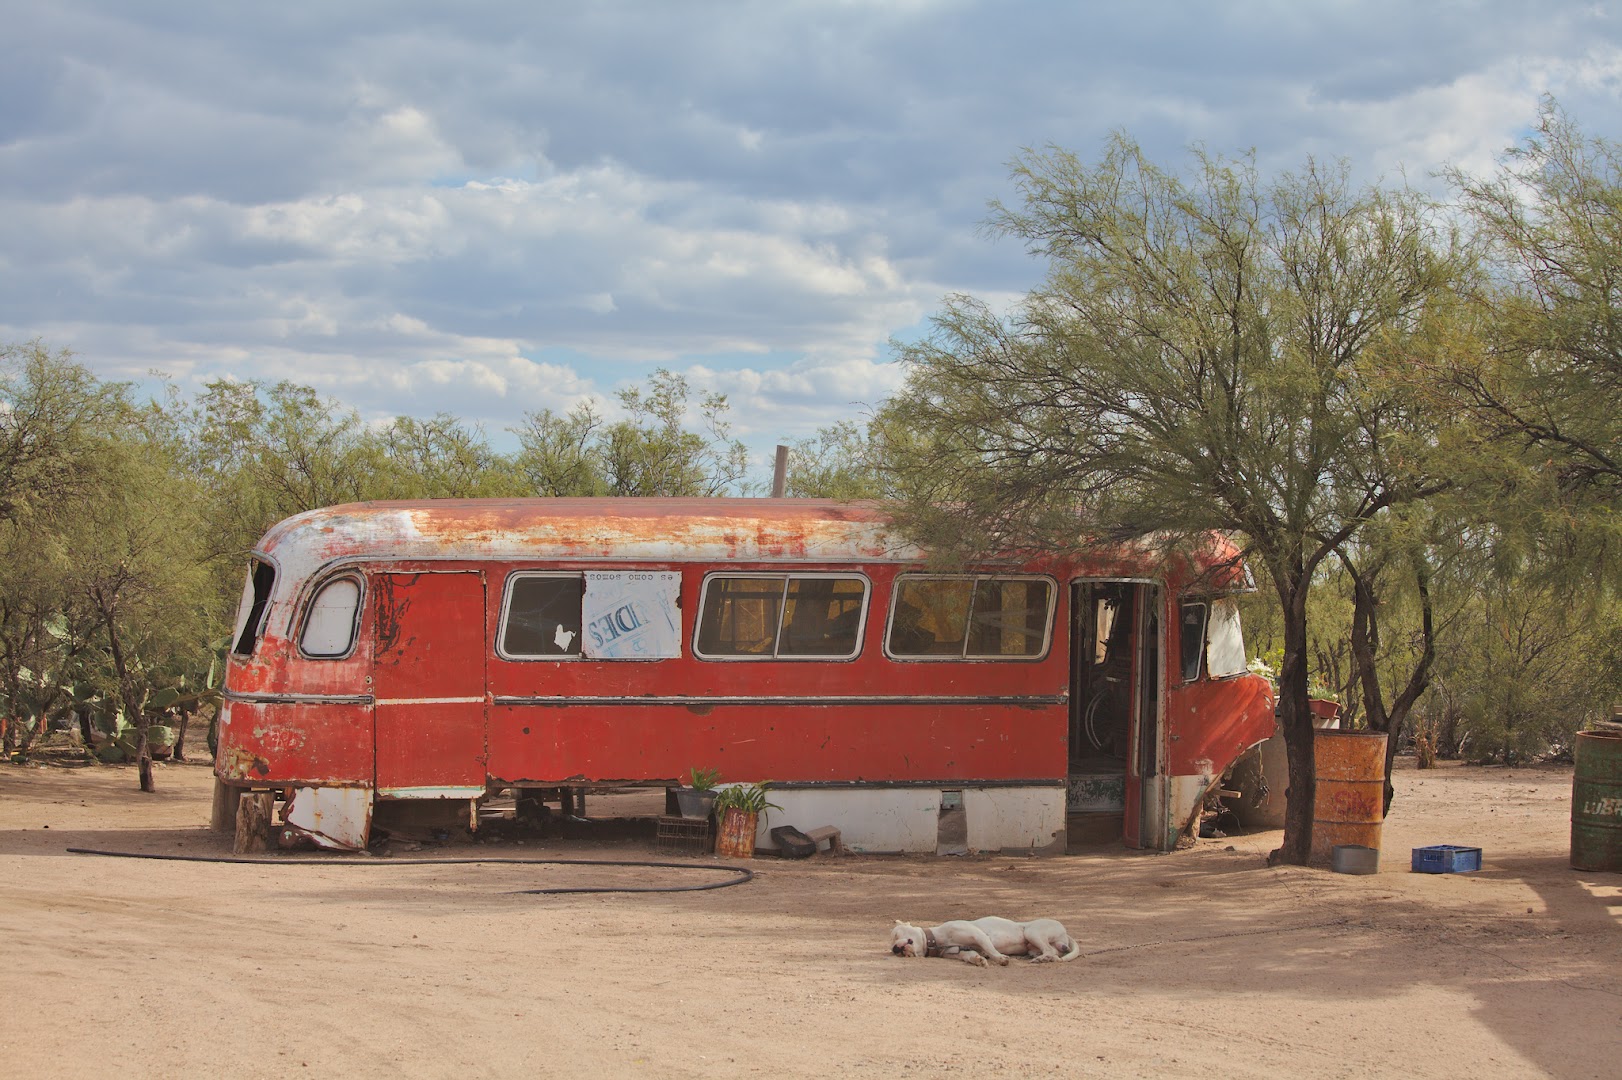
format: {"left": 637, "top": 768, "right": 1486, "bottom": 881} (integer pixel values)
{"left": 890, "top": 921, "right": 926, "bottom": 957}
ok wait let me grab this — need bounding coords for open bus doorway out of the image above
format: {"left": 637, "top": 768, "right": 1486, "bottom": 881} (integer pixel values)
{"left": 1067, "top": 581, "right": 1162, "bottom": 849}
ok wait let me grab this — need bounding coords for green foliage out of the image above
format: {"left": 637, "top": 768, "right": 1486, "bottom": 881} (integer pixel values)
{"left": 0, "top": 341, "right": 128, "bottom": 522}
{"left": 69, "top": 416, "right": 221, "bottom": 787}
{"left": 687, "top": 766, "right": 721, "bottom": 791}
{"left": 1422, "top": 574, "right": 1622, "bottom": 764}
{"left": 1447, "top": 101, "right": 1622, "bottom": 512}
{"left": 713, "top": 781, "right": 780, "bottom": 817}
{"left": 878, "top": 138, "right": 1470, "bottom": 560}
{"left": 1243, "top": 493, "right": 1613, "bottom": 766}
{"left": 0, "top": 346, "right": 132, "bottom": 757}
{"left": 166, "top": 377, "right": 389, "bottom": 617}
{"left": 0, "top": 349, "right": 228, "bottom": 773}
{"left": 604, "top": 370, "right": 747, "bottom": 496}
{"left": 512, "top": 402, "right": 609, "bottom": 495}
{"left": 1408, "top": 104, "right": 1622, "bottom": 760}
{"left": 783, "top": 421, "right": 883, "bottom": 499}
{"left": 0, "top": 531, "right": 78, "bottom": 755}
{"left": 375, "top": 414, "right": 528, "bottom": 499}
{"left": 513, "top": 369, "right": 749, "bottom": 497}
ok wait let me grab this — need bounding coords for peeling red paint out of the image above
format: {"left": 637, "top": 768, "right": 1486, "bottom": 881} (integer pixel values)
{"left": 1165, "top": 671, "right": 1276, "bottom": 777}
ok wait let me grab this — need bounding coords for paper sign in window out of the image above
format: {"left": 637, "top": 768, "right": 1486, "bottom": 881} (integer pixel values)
{"left": 582, "top": 571, "right": 682, "bottom": 659}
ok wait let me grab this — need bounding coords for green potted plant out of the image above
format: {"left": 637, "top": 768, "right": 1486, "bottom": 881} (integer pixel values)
{"left": 1307, "top": 681, "right": 1341, "bottom": 724}
{"left": 713, "top": 781, "right": 781, "bottom": 858}
{"left": 674, "top": 766, "right": 721, "bottom": 819}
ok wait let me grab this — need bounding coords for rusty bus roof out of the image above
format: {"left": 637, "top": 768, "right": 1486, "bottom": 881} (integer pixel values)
{"left": 253, "top": 497, "right": 1252, "bottom": 589}
{"left": 256, "top": 498, "right": 917, "bottom": 574}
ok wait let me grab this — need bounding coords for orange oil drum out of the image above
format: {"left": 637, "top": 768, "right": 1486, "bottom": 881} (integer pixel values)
{"left": 1310, "top": 730, "right": 1388, "bottom": 865}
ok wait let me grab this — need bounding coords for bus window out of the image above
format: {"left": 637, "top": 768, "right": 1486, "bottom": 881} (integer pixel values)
{"left": 499, "top": 574, "right": 585, "bottom": 658}
{"left": 889, "top": 578, "right": 972, "bottom": 655}
{"left": 299, "top": 577, "right": 363, "bottom": 658}
{"left": 782, "top": 577, "right": 866, "bottom": 656}
{"left": 888, "top": 576, "right": 1054, "bottom": 659}
{"left": 967, "top": 578, "right": 1051, "bottom": 657}
{"left": 1206, "top": 597, "right": 1248, "bottom": 678}
{"left": 231, "top": 559, "right": 276, "bottom": 657}
{"left": 695, "top": 574, "right": 867, "bottom": 659}
{"left": 1179, "top": 602, "right": 1208, "bottom": 681}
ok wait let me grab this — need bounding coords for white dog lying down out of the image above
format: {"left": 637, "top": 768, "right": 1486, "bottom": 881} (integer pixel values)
{"left": 890, "top": 916, "right": 1082, "bottom": 966}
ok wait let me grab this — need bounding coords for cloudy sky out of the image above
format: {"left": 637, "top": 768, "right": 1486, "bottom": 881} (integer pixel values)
{"left": 4, "top": 1, "right": 1621, "bottom": 477}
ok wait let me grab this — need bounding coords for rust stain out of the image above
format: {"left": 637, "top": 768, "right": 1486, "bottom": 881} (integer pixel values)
{"left": 373, "top": 574, "right": 407, "bottom": 657}
{"left": 257, "top": 499, "right": 911, "bottom": 577}
{"left": 219, "top": 746, "right": 270, "bottom": 780}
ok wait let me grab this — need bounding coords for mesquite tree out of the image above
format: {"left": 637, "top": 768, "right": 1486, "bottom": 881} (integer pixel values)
{"left": 878, "top": 137, "right": 1472, "bottom": 864}
{"left": 1448, "top": 103, "right": 1622, "bottom": 505}
{"left": 67, "top": 424, "right": 214, "bottom": 792}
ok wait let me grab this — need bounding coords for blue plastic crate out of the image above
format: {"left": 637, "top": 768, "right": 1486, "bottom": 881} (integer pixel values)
{"left": 1411, "top": 845, "right": 1482, "bottom": 874}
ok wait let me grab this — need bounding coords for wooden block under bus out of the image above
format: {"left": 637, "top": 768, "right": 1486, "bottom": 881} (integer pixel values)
{"left": 234, "top": 791, "right": 274, "bottom": 854}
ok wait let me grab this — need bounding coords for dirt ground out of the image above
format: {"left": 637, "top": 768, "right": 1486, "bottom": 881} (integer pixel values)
{"left": 1, "top": 756, "right": 1618, "bottom": 1079}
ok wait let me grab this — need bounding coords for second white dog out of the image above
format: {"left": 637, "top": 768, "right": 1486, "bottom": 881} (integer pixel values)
{"left": 889, "top": 916, "right": 1082, "bottom": 966}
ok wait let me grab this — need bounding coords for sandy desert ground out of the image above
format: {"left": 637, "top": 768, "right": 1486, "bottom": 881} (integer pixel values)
{"left": 1, "top": 755, "right": 1618, "bottom": 1079}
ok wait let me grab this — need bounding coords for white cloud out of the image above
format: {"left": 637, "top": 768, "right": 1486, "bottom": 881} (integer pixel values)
{"left": 3, "top": 0, "right": 1622, "bottom": 484}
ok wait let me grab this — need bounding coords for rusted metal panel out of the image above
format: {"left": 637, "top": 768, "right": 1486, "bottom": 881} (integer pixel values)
{"left": 372, "top": 571, "right": 488, "bottom": 792}
{"left": 252, "top": 500, "right": 1256, "bottom": 596}
{"left": 255, "top": 499, "right": 917, "bottom": 587}
{"left": 1163, "top": 673, "right": 1276, "bottom": 780}
{"left": 476, "top": 558, "right": 1071, "bottom": 785}
{"left": 216, "top": 699, "right": 374, "bottom": 786}
{"left": 283, "top": 786, "right": 372, "bottom": 850}
{"left": 222, "top": 619, "right": 371, "bottom": 701}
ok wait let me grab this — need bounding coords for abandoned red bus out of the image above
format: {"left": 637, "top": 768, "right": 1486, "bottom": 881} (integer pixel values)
{"left": 215, "top": 498, "right": 1275, "bottom": 853}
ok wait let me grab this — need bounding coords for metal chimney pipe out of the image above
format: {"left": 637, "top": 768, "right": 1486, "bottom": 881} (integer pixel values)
{"left": 771, "top": 444, "right": 789, "bottom": 498}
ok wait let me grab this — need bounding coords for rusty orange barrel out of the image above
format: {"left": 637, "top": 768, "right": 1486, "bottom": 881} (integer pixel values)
{"left": 715, "top": 808, "right": 759, "bottom": 858}
{"left": 1310, "top": 730, "right": 1388, "bottom": 864}
{"left": 1571, "top": 730, "right": 1622, "bottom": 873}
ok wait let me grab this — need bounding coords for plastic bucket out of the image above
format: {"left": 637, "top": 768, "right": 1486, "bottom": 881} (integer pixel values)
{"left": 1310, "top": 730, "right": 1388, "bottom": 864}
{"left": 1571, "top": 730, "right": 1622, "bottom": 873}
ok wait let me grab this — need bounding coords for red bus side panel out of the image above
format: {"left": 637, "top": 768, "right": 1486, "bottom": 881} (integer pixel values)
{"left": 1164, "top": 673, "right": 1276, "bottom": 777}
{"left": 372, "top": 571, "right": 488, "bottom": 792}
{"left": 218, "top": 701, "right": 374, "bottom": 786}
{"left": 487, "top": 702, "right": 1066, "bottom": 784}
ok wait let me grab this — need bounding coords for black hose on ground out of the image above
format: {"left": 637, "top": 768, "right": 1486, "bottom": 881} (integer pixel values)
{"left": 65, "top": 848, "right": 754, "bottom": 894}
